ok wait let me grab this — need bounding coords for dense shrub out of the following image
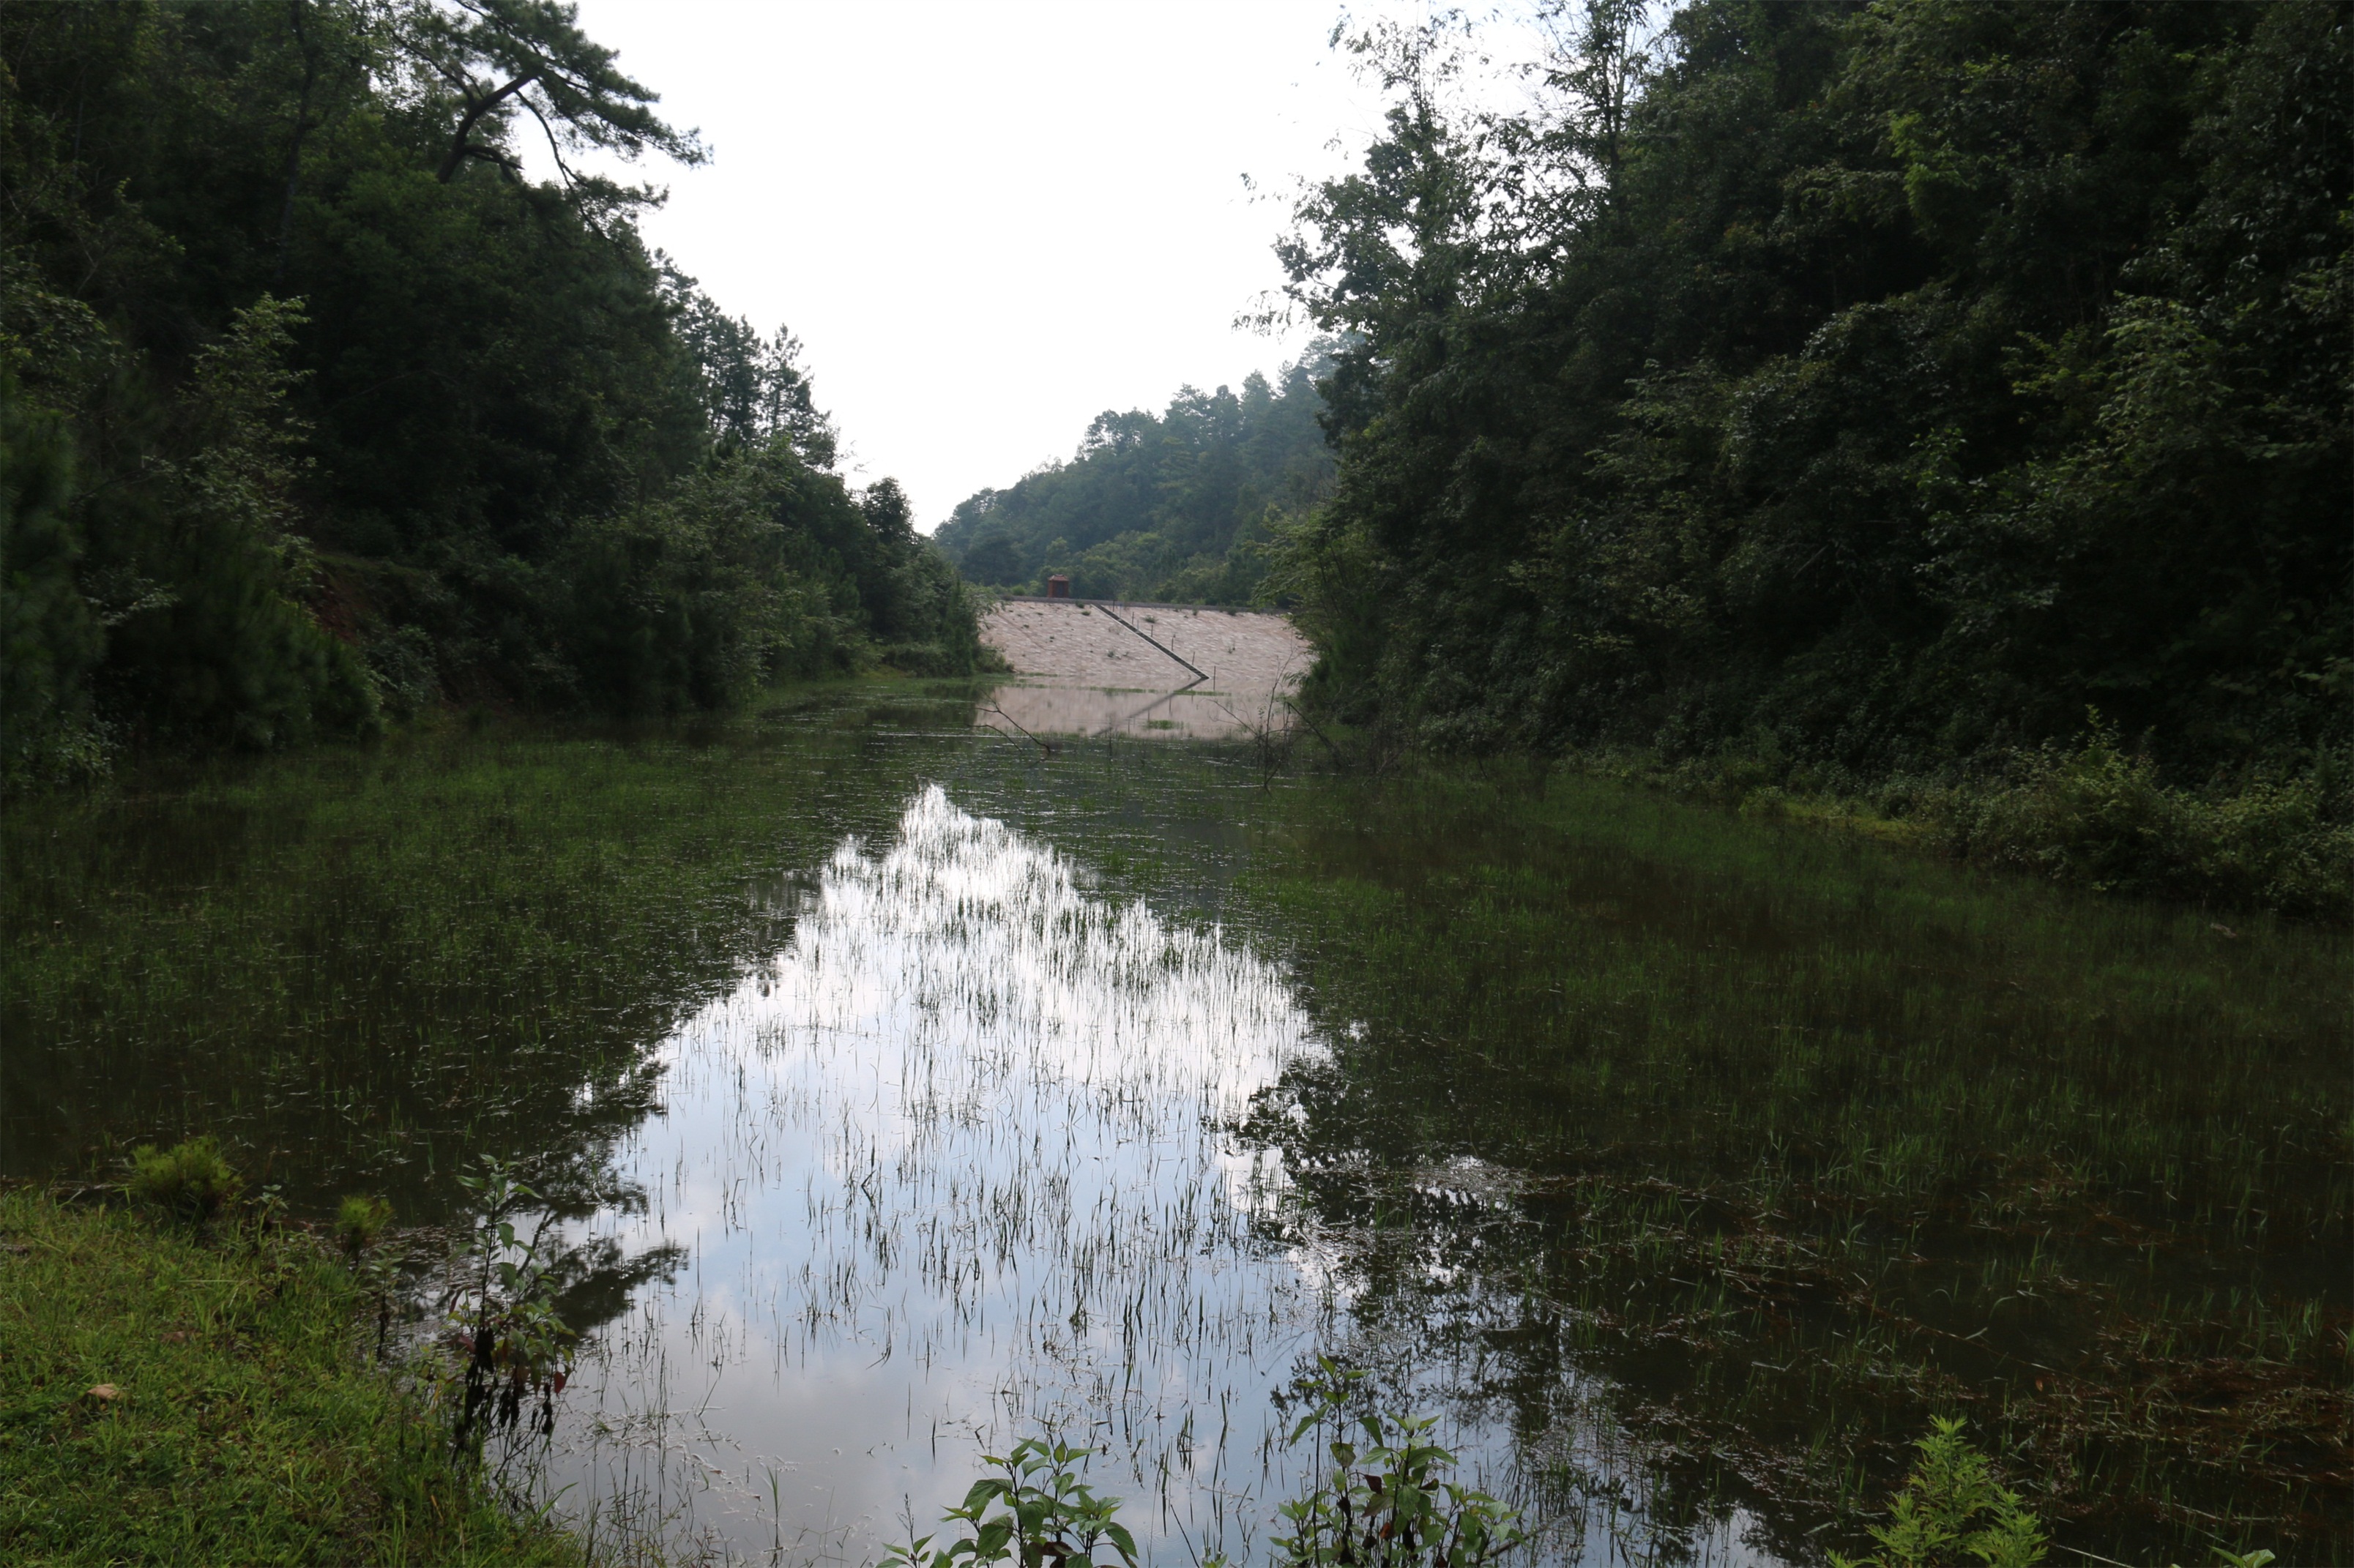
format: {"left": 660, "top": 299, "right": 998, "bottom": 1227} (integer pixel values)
{"left": 0, "top": 0, "right": 980, "bottom": 782}
{"left": 1918, "top": 731, "right": 2353, "bottom": 922}
{"left": 1271, "top": 0, "right": 2350, "bottom": 919}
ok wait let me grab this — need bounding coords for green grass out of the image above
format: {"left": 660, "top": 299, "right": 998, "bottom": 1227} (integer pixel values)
{"left": 2, "top": 691, "right": 2342, "bottom": 1562}
{"left": 0, "top": 681, "right": 994, "bottom": 1218}
{"left": 0, "top": 1187, "right": 582, "bottom": 1567}
{"left": 1226, "top": 763, "right": 2349, "bottom": 1560}
{"left": 1543, "top": 732, "right": 2354, "bottom": 925}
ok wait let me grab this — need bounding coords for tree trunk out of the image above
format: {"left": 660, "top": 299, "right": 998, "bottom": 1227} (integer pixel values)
{"left": 436, "top": 72, "right": 534, "bottom": 182}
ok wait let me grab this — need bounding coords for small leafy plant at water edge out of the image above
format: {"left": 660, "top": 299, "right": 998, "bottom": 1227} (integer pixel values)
{"left": 1830, "top": 1416, "right": 2046, "bottom": 1568}
{"left": 336, "top": 1192, "right": 405, "bottom": 1359}
{"left": 124, "top": 1135, "right": 242, "bottom": 1222}
{"left": 881, "top": 1437, "right": 1139, "bottom": 1568}
{"left": 1273, "top": 1359, "right": 1526, "bottom": 1568}
{"left": 334, "top": 1192, "right": 393, "bottom": 1260}
{"left": 443, "top": 1157, "right": 575, "bottom": 1458}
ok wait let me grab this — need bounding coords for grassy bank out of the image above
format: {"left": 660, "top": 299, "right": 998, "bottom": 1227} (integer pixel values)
{"left": 1535, "top": 728, "right": 2354, "bottom": 925}
{"left": 0, "top": 1186, "right": 581, "bottom": 1567}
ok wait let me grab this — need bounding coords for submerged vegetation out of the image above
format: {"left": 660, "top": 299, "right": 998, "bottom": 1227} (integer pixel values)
{"left": 6, "top": 691, "right": 2339, "bottom": 1561}
{"left": 1, "top": 0, "right": 980, "bottom": 787}
{"left": 1239, "top": 762, "right": 2347, "bottom": 1558}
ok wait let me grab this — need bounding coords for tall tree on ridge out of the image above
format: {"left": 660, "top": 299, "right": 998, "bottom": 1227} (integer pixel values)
{"left": 405, "top": 0, "right": 705, "bottom": 192}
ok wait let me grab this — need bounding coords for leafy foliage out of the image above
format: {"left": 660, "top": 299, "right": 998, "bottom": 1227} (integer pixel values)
{"left": 1271, "top": 0, "right": 2350, "bottom": 912}
{"left": 0, "top": 0, "right": 978, "bottom": 784}
{"left": 1830, "top": 1417, "right": 2047, "bottom": 1568}
{"left": 442, "top": 1156, "right": 573, "bottom": 1457}
{"left": 880, "top": 1438, "right": 1139, "bottom": 1568}
{"left": 934, "top": 354, "right": 1336, "bottom": 604}
{"left": 1916, "top": 717, "right": 2354, "bottom": 920}
{"left": 1273, "top": 1360, "right": 1526, "bottom": 1568}
{"left": 885, "top": 1371, "right": 1522, "bottom": 1568}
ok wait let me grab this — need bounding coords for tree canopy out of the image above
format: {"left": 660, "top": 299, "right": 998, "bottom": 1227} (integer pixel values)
{"left": 1274, "top": 0, "right": 2348, "bottom": 794}
{"left": 2, "top": 0, "right": 979, "bottom": 781}
{"left": 933, "top": 353, "right": 1335, "bottom": 604}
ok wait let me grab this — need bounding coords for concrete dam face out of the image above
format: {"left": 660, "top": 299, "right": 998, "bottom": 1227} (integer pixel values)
{"left": 976, "top": 598, "right": 1311, "bottom": 742}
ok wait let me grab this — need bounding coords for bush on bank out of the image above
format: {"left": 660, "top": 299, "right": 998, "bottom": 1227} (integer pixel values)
{"left": 1913, "top": 733, "right": 2353, "bottom": 923}
{"left": 1548, "top": 724, "right": 2353, "bottom": 924}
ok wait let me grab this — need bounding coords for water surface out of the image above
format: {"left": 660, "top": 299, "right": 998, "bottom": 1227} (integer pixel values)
{"left": 4, "top": 684, "right": 2342, "bottom": 1564}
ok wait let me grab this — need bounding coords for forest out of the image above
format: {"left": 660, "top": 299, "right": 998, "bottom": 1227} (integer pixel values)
{"left": 1255, "top": 0, "right": 2350, "bottom": 916}
{"left": 934, "top": 354, "right": 1335, "bottom": 605}
{"left": 1, "top": 4, "right": 2347, "bottom": 1564}
{"left": 1, "top": 0, "right": 982, "bottom": 785}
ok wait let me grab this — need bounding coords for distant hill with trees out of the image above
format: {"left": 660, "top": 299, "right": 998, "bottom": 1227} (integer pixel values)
{"left": 932, "top": 352, "right": 1333, "bottom": 605}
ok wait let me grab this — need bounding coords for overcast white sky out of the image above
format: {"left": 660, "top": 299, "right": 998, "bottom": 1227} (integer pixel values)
{"left": 551, "top": 0, "right": 1414, "bottom": 531}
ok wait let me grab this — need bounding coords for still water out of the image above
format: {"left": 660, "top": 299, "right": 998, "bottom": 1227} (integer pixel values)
{"left": 556, "top": 785, "right": 1743, "bottom": 1564}
{"left": 562, "top": 785, "right": 1333, "bottom": 1559}
{"left": 4, "top": 684, "right": 2343, "bottom": 1564}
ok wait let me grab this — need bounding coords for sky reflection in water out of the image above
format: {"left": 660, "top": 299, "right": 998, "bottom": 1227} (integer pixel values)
{"left": 553, "top": 785, "right": 1762, "bottom": 1567}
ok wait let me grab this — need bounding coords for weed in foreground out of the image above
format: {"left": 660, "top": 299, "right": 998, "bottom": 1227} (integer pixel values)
{"left": 334, "top": 1192, "right": 393, "bottom": 1260}
{"left": 124, "top": 1135, "right": 241, "bottom": 1223}
{"left": 442, "top": 1157, "right": 576, "bottom": 1459}
{"left": 1829, "top": 1416, "right": 2281, "bottom": 1568}
{"left": 881, "top": 1437, "right": 1139, "bottom": 1568}
{"left": 1273, "top": 1359, "right": 1526, "bottom": 1568}
{"left": 886, "top": 1367, "right": 1523, "bottom": 1568}
{"left": 1830, "top": 1417, "right": 2046, "bottom": 1568}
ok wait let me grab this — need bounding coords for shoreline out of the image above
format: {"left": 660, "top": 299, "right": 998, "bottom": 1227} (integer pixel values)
{"left": 0, "top": 1187, "right": 591, "bottom": 1566}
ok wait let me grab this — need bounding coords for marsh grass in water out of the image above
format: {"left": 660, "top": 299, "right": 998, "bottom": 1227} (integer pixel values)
{"left": 1229, "top": 764, "right": 2347, "bottom": 1561}
{"left": 1, "top": 683, "right": 994, "bottom": 1216}
{"left": 3, "top": 686, "right": 2344, "bottom": 1564}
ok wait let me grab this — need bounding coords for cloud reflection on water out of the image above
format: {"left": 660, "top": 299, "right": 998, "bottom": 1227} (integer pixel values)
{"left": 552, "top": 785, "right": 1770, "bottom": 1567}
{"left": 558, "top": 785, "right": 1330, "bottom": 1563}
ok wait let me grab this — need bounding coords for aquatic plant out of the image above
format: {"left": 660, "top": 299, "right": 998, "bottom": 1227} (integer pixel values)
{"left": 334, "top": 1193, "right": 393, "bottom": 1261}
{"left": 124, "top": 1135, "right": 242, "bottom": 1223}
{"left": 1273, "top": 1359, "right": 1525, "bottom": 1568}
{"left": 880, "top": 1437, "right": 1139, "bottom": 1568}
{"left": 443, "top": 1157, "right": 574, "bottom": 1457}
{"left": 1830, "top": 1417, "right": 2045, "bottom": 1568}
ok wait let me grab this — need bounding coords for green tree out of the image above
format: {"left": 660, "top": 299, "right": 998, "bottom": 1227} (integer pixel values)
{"left": 0, "top": 0, "right": 979, "bottom": 777}
{"left": 1268, "top": 0, "right": 2349, "bottom": 889}
{"left": 934, "top": 354, "right": 1338, "bottom": 603}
